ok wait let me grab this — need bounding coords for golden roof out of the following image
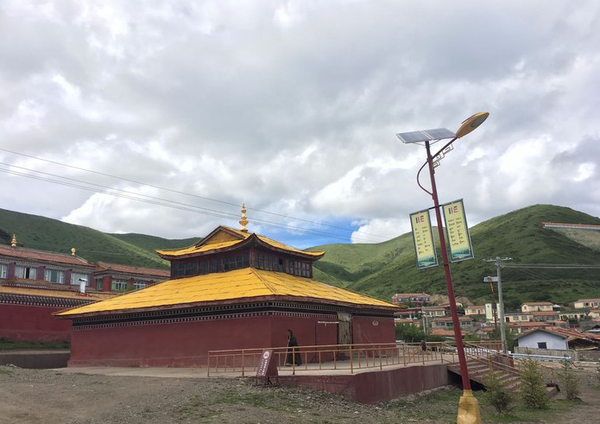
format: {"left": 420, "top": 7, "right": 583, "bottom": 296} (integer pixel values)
{"left": 56, "top": 268, "right": 396, "bottom": 317}
{"left": 156, "top": 226, "right": 324, "bottom": 259}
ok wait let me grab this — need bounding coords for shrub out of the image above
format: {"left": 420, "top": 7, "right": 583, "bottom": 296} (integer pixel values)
{"left": 483, "top": 370, "right": 513, "bottom": 414}
{"left": 558, "top": 358, "right": 580, "bottom": 400}
{"left": 519, "top": 357, "right": 548, "bottom": 409}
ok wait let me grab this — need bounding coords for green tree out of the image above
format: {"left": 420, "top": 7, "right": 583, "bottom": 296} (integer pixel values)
{"left": 483, "top": 370, "right": 513, "bottom": 414}
{"left": 395, "top": 323, "right": 424, "bottom": 342}
{"left": 558, "top": 358, "right": 580, "bottom": 400}
{"left": 519, "top": 357, "right": 549, "bottom": 409}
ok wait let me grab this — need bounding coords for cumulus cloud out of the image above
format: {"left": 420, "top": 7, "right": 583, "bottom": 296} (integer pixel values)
{"left": 1, "top": 0, "right": 599, "bottom": 247}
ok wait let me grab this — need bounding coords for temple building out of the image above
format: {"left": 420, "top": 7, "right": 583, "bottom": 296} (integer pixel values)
{"left": 56, "top": 207, "right": 398, "bottom": 367}
{"left": 0, "top": 235, "right": 169, "bottom": 342}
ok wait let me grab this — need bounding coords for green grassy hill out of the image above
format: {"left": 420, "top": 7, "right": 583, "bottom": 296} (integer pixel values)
{"left": 313, "top": 205, "right": 600, "bottom": 308}
{"left": 2, "top": 204, "right": 600, "bottom": 309}
{"left": 0, "top": 208, "right": 197, "bottom": 269}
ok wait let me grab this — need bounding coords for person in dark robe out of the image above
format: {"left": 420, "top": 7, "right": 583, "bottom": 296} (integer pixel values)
{"left": 286, "top": 329, "right": 302, "bottom": 366}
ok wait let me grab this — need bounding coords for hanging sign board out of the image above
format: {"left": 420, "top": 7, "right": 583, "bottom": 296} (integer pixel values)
{"left": 442, "top": 199, "right": 474, "bottom": 262}
{"left": 410, "top": 209, "right": 438, "bottom": 269}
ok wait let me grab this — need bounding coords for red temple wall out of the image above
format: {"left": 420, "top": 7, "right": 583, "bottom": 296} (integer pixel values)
{"left": 69, "top": 313, "right": 347, "bottom": 367}
{"left": 0, "top": 304, "right": 72, "bottom": 342}
{"left": 352, "top": 316, "right": 395, "bottom": 344}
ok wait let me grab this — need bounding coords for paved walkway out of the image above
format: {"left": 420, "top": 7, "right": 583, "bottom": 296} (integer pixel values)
{"left": 54, "top": 353, "right": 455, "bottom": 379}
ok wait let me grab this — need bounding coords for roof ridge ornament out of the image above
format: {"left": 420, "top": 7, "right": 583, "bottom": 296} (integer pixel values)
{"left": 11, "top": 233, "right": 17, "bottom": 247}
{"left": 239, "top": 204, "right": 249, "bottom": 233}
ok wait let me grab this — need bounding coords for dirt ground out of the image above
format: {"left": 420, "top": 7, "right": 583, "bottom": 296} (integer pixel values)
{"left": 1, "top": 365, "right": 599, "bottom": 424}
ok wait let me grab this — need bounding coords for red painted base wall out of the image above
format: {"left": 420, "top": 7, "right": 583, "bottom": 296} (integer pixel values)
{"left": 68, "top": 314, "right": 396, "bottom": 368}
{"left": 0, "top": 304, "right": 72, "bottom": 342}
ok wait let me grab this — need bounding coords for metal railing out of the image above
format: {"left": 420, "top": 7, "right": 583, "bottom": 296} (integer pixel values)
{"left": 207, "top": 341, "right": 458, "bottom": 377}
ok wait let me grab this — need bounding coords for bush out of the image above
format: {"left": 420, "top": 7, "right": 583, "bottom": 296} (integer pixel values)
{"left": 483, "top": 370, "right": 513, "bottom": 414}
{"left": 558, "top": 358, "right": 580, "bottom": 400}
{"left": 519, "top": 357, "right": 549, "bottom": 409}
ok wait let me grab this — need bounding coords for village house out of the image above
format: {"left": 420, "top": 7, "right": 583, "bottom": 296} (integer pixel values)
{"left": 504, "top": 312, "right": 532, "bottom": 323}
{"left": 521, "top": 302, "right": 554, "bottom": 313}
{"left": 515, "top": 327, "right": 598, "bottom": 352}
{"left": 391, "top": 293, "right": 430, "bottom": 306}
{"left": 574, "top": 298, "right": 600, "bottom": 309}
{"left": 464, "top": 305, "right": 485, "bottom": 316}
{"left": 421, "top": 306, "right": 446, "bottom": 318}
{"left": 530, "top": 311, "right": 560, "bottom": 322}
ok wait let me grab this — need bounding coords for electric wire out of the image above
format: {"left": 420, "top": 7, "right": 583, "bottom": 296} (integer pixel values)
{"left": 0, "top": 147, "right": 388, "bottom": 241}
{"left": 0, "top": 162, "right": 382, "bottom": 243}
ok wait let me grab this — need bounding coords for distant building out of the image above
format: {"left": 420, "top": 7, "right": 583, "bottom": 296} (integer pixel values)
{"left": 464, "top": 305, "right": 485, "bottom": 316}
{"left": 485, "top": 303, "right": 501, "bottom": 322}
{"left": 516, "top": 327, "right": 598, "bottom": 351}
{"left": 574, "top": 298, "right": 600, "bottom": 309}
{"left": 431, "top": 316, "right": 473, "bottom": 330}
{"left": 421, "top": 306, "right": 446, "bottom": 318}
{"left": 504, "top": 312, "right": 531, "bottom": 323}
{"left": 391, "top": 293, "right": 430, "bottom": 306}
{"left": 521, "top": 302, "right": 554, "bottom": 313}
{"left": 530, "top": 311, "right": 560, "bottom": 322}
{"left": 0, "top": 235, "right": 168, "bottom": 342}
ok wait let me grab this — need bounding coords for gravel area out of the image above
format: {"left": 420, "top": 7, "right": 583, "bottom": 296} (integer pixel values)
{"left": 1, "top": 365, "right": 599, "bottom": 423}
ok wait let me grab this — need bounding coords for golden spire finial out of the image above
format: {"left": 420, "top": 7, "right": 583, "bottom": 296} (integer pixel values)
{"left": 239, "top": 204, "right": 249, "bottom": 232}
{"left": 71, "top": 247, "right": 76, "bottom": 256}
{"left": 11, "top": 233, "right": 17, "bottom": 247}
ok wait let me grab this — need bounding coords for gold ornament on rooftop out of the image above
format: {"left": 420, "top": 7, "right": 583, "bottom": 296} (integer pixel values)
{"left": 239, "top": 204, "right": 249, "bottom": 232}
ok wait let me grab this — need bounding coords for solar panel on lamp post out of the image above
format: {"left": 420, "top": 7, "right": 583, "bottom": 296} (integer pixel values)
{"left": 397, "top": 112, "right": 489, "bottom": 424}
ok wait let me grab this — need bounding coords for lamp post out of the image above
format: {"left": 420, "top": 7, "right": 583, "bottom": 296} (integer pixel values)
{"left": 397, "top": 112, "right": 489, "bottom": 424}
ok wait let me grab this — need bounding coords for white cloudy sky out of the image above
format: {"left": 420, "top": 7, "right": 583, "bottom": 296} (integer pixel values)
{"left": 1, "top": 0, "right": 599, "bottom": 248}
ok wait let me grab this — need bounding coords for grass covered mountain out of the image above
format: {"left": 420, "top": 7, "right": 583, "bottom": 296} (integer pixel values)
{"left": 311, "top": 204, "right": 600, "bottom": 308}
{"left": 0, "top": 208, "right": 198, "bottom": 269}
{"left": 1, "top": 204, "right": 600, "bottom": 308}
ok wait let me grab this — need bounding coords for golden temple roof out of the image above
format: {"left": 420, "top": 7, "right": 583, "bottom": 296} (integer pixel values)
{"left": 156, "top": 226, "right": 324, "bottom": 259}
{"left": 56, "top": 268, "right": 396, "bottom": 317}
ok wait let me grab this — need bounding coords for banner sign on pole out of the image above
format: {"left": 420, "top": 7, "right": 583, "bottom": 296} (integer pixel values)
{"left": 442, "top": 199, "right": 474, "bottom": 262}
{"left": 410, "top": 209, "right": 438, "bottom": 269}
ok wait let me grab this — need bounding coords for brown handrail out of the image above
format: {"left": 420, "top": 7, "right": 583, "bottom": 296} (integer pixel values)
{"left": 207, "top": 341, "right": 457, "bottom": 376}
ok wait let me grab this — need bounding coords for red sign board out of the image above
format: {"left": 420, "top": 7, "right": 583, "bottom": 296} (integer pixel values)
{"left": 256, "top": 349, "right": 278, "bottom": 378}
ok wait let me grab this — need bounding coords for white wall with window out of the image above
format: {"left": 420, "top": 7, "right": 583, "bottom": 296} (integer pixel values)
{"left": 44, "top": 269, "right": 65, "bottom": 284}
{"left": 15, "top": 265, "right": 38, "bottom": 280}
{"left": 70, "top": 272, "right": 90, "bottom": 286}
{"left": 134, "top": 281, "right": 148, "bottom": 290}
{"left": 112, "top": 279, "right": 128, "bottom": 291}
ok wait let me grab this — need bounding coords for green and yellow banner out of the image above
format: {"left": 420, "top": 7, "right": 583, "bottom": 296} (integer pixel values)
{"left": 442, "top": 199, "right": 474, "bottom": 262}
{"left": 410, "top": 209, "right": 438, "bottom": 269}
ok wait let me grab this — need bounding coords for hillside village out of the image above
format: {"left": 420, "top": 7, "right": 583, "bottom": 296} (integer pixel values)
{"left": 392, "top": 292, "right": 600, "bottom": 357}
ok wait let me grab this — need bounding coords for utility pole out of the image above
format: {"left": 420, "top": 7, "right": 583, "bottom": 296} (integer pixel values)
{"left": 484, "top": 257, "right": 512, "bottom": 354}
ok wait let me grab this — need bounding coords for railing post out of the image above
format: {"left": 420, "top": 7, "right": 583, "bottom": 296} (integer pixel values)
{"left": 379, "top": 347, "right": 383, "bottom": 370}
{"left": 350, "top": 345, "right": 354, "bottom": 374}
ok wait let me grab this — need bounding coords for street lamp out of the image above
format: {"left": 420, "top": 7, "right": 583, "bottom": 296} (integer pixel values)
{"left": 397, "top": 112, "right": 489, "bottom": 424}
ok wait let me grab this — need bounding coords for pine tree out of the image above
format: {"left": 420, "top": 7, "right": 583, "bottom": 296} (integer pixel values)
{"left": 484, "top": 370, "right": 513, "bottom": 414}
{"left": 519, "top": 357, "right": 548, "bottom": 409}
{"left": 558, "top": 358, "right": 580, "bottom": 400}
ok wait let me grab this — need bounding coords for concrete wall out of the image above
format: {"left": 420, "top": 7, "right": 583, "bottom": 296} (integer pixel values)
{"left": 0, "top": 350, "right": 69, "bottom": 369}
{"left": 279, "top": 363, "right": 450, "bottom": 404}
{"left": 514, "top": 346, "right": 600, "bottom": 362}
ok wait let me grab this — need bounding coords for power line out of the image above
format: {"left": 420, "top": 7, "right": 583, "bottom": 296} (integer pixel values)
{"left": 0, "top": 146, "right": 389, "bottom": 241}
{"left": 0, "top": 162, "right": 384, "bottom": 243}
